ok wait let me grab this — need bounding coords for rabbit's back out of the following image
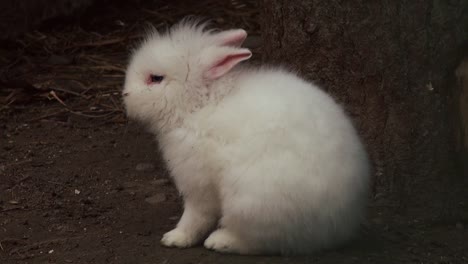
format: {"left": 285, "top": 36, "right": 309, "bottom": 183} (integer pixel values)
{"left": 196, "top": 67, "right": 366, "bottom": 167}
{"left": 181, "top": 68, "right": 369, "bottom": 254}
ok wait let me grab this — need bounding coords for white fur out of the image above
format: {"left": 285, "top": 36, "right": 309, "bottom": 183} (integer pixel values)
{"left": 123, "top": 20, "right": 370, "bottom": 255}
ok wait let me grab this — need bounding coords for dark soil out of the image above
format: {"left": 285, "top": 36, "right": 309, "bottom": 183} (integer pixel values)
{"left": 1, "top": 1, "right": 467, "bottom": 263}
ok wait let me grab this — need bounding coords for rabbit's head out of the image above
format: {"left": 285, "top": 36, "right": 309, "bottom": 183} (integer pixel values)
{"left": 123, "top": 20, "right": 251, "bottom": 131}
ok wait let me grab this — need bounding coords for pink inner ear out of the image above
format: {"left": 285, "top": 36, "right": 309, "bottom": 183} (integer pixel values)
{"left": 217, "top": 30, "right": 247, "bottom": 47}
{"left": 205, "top": 50, "right": 252, "bottom": 80}
{"left": 215, "top": 53, "right": 247, "bottom": 68}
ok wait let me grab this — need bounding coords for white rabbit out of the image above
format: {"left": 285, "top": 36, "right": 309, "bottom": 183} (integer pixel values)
{"left": 122, "top": 19, "right": 370, "bottom": 255}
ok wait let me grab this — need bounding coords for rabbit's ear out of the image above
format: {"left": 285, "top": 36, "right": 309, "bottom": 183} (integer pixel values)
{"left": 203, "top": 47, "right": 252, "bottom": 80}
{"left": 213, "top": 29, "right": 247, "bottom": 47}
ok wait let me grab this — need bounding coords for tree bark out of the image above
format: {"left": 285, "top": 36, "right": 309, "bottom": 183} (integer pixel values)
{"left": 455, "top": 60, "right": 468, "bottom": 179}
{"left": 261, "top": 0, "right": 468, "bottom": 216}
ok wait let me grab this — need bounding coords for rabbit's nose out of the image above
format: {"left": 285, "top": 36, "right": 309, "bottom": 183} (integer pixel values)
{"left": 122, "top": 92, "right": 129, "bottom": 97}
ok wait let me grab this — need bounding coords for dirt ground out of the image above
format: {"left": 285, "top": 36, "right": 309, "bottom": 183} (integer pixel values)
{"left": 1, "top": 1, "right": 467, "bottom": 263}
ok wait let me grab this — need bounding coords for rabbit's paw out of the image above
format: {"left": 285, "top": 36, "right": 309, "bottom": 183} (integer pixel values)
{"left": 204, "top": 229, "right": 248, "bottom": 254}
{"left": 161, "top": 228, "right": 196, "bottom": 248}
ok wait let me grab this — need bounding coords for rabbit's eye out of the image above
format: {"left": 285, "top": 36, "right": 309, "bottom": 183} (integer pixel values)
{"left": 149, "top": 74, "right": 164, "bottom": 84}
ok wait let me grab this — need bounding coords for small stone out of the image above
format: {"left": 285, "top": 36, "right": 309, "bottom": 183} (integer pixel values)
{"left": 135, "top": 163, "right": 155, "bottom": 172}
{"left": 456, "top": 222, "right": 464, "bottom": 230}
{"left": 144, "top": 193, "right": 166, "bottom": 205}
{"left": 48, "top": 249, "right": 54, "bottom": 254}
{"left": 74, "top": 189, "right": 81, "bottom": 195}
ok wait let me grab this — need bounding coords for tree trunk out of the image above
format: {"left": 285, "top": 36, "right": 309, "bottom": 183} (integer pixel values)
{"left": 455, "top": 60, "right": 468, "bottom": 181}
{"left": 260, "top": 0, "right": 468, "bottom": 216}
